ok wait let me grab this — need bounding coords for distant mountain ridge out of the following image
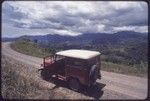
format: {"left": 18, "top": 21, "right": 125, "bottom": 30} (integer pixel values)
{"left": 11, "top": 31, "right": 147, "bottom": 45}
{"left": 2, "top": 37, "right": 17, "bottom": 42}
{"left": 2, "top": 31, "right": 147, "bottom": 43}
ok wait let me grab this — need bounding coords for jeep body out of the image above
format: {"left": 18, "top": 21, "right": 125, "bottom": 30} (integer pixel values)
{"left": 40, "top": 49, "right": 101, "bottom": 91}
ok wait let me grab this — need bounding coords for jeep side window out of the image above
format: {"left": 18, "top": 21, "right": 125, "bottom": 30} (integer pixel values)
{"left": 65, "top": 57, "right": 72, "bottom": 65}
{"left": 73, "top": 60, "right": 83, "bottom": 67}
{"left": 66, "top": 58, "right": 86, "bottom": 69}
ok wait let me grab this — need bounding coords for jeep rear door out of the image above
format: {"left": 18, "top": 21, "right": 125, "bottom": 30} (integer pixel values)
{"left": 65, "top": 58, "right": 89, "bottom": 85}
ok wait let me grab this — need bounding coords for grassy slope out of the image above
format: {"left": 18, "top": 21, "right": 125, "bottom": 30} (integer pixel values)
{"left": 1, "top": 55, "right": 67, "bottom": 99}
{"left": 11, "top": 40, "right": 51, "bottom": 58}
{"left": 10, "top": 40, "right": 147, "bottom": 77}
{"left": 101, "top": 61, "right": 147, "bottom": 77}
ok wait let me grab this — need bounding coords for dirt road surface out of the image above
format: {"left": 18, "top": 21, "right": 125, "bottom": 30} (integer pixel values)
{"left": 2, "top": 42, "right": 148, "bottom": 99}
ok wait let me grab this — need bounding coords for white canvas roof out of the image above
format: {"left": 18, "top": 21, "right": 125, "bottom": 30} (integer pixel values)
{"left": 56, "top": 49, "right": 100, "bottom": 59}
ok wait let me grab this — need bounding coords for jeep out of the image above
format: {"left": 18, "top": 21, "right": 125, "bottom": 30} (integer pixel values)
{"left": 40, "top": 49, "right": 101, "bottom": 91}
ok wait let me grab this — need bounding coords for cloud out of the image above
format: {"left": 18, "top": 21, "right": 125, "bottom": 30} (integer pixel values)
{"left": 113, "top": 26, "right": 148, "bottom": 33}
{"left": 53, "top": 29, "right": 82, "bottom": 36}
{"left": 2, "top": 1, "right": 148, "bottom": 37}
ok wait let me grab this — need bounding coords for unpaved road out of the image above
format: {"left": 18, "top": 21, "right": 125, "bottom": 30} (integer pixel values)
{"left": 2, "top": 42, "right": 148, "bottom": 99}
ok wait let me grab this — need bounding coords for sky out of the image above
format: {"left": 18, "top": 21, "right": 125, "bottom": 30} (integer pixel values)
{"left": 2, "top": 1, "right": 148, "bottom": 38}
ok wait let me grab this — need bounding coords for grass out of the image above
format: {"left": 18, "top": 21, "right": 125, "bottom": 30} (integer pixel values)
{"left": 11, "top": 39, "right": 51, "bottom": 58}
{"left": 1, "top": 55, "right": 67, "bottom": 99}
{"left": 101, "top": 61, "right": 147, "bottom": 77}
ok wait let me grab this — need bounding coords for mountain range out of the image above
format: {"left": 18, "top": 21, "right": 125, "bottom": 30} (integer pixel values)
{"left": 9, "top": 31, "right": 147, "bottom": 45}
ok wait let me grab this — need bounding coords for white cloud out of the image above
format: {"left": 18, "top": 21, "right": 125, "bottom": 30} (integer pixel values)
{"left": 2, "top": 1, "right": 148, "bottom": 37}
{"left": 113, "top": 26, "right": 148, "bottom": 33}
{"left": 53, "top": 29, "right": 82, "bottom": 36}
{"left": 8, "top": 1, "right": 57, "bottom": 20}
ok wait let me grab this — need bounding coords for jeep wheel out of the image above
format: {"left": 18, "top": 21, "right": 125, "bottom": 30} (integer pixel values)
{"left": 69, "top": 78, "right": 80, "bottom": 91}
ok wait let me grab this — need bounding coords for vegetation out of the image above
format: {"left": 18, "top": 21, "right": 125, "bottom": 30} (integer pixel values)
{"left": 1, "top": 55, "right": 67, "bottom": 99}
{"left": 10, "top": 31, "right": 148, "bottom": 77}
{"left": 11, "top": 38, "right": 54, "bottom": 58}
{"left": 101, "top": 61, "right": 147, "bottom": 77}
{"left": 30, "top": 31, "right": 147, "bottom": 66}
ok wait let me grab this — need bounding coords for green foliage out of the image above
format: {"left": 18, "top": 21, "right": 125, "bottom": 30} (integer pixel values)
{"left": 11, "top": 39, "right": 51, "bottom": 58}
{"left": 101, "top": 61, "right": 147, "bottom": 77}
{"left": 99, "top": 40, "right": 147, "bottom": 66}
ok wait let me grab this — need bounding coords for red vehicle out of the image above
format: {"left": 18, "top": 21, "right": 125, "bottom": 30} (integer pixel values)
{"left": 40, "top": 49, "right": 101, "bottom": 91}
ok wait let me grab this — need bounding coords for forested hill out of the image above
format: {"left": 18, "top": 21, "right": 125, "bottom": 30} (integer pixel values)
{"left": 4, "top": 31, "right": 148, "bottom": 65}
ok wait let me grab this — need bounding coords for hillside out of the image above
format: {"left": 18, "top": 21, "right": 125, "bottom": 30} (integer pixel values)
{"left": 10, "top": 39, "right": 54, "bottom": 58}
{"left": 9, "top": 31, "right": 148, "bottom": 77}
{"left": 2, "top": 55, "right": 67, "bottom": 99}
{"left": 15, "top": 31, "right": 147, "bottom": 66}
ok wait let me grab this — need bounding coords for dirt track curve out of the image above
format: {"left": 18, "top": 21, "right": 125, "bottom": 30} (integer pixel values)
{"left": 2, "top": 42, "right": 148, "bottom": 99}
